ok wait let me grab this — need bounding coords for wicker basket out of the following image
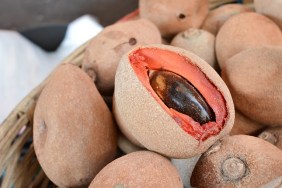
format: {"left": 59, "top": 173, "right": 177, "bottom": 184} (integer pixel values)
{"left": 0, "top": 1, "right": 253, "bottom": 187}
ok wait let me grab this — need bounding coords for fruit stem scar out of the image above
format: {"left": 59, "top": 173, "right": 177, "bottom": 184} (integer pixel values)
{"left": 221, "top": 157, "right": 247, "bottom": 181}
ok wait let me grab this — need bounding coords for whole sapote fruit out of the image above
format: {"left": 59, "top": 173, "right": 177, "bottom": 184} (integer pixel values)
{"left": 191, "top": 135, "right": 282, "bottom": 187}
{"left": 201, "top": 4, "right": 252, "bottom": 35}
{"left": 216, "top": 12, "right": 282, "bottom": 68}
{"left": 33, "top": 64, "right": 117, "bottom": 187}
{"left": 171, "top": 28, "right": 216, "bottom": 68}
{"left": 83, "top": 19, "right": 161, "bottom": 95}
{"left": 139, "top": 0, "right": 208, "bottom": 37}
{"left": 113, "top": 44, "right": 235, "bottom": 158}
{"left": 89, "top": 151, "right": 183, "bottom": 188}
{"left": 221, "top": 46, "right": 282, "bottom": 126}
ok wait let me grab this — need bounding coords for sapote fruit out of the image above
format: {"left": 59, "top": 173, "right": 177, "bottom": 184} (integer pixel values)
{"left": 89, "top": 151, "right": 183, "bottom": 188}
{"left": 221, "top": 46, "right": 282, "bottom": 126}
{"left": 230, "top": 110, "right": 265, "bottom": 136}
{"left": 82, "top": 19, "right": 161, "bottom": 95}
{"left": 113, "top": 44, "right": 235, "bottom": 158}
{"left": 171, "top": 28, "right": 216, "bottom": 68}
{"left": 259, "top": 127, "right": 282, "bottom": 150}
{"left": 255, "top": 0, "right": 282, "bottom": 30}
{"left": 201, "top": 4, "right": 252, "bottom": 36}
{"left": 33, "top": 64, "right": 117, "bottom": 187}
{"left": 191, "top": 135, "right": 282, "bottom": 187}
{"left": 139, "top": 0, "right": 208, "bottom": 37}
{"left": 216, "top": 12, "right": 282, "bottom": 68}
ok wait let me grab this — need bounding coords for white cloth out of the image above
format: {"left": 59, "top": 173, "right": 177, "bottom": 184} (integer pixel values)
{"left": 0, "top": 15, "right": 103, "bottom": 123}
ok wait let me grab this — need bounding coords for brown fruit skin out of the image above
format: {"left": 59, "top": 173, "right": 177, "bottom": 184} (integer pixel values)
{"left": 230, "top": 110, "right": 265, "bottom": 136}
{"left": 216, "top": 12, "right": 282, "bottom": 68}
{"left": 201, "top": 4, "right": 252, "bottom": 36}
{"left": 259, "top": 127, "right": 282, "bottom": 150}
{"left": 221, "top": 46, "right": 282, "bottom": 126}
{"left": 33, "top": 64, "right": 117, "bottom": 187}
{"left": 171, "top": 28, "right": 216, "bottom": 68}
{"left": 191, "top": 135, "right": 282, "bottom": 187}
{"left": 255, "top": 0, "right": 282, "bottom": 30}
{"left": 113, "top": 44, "right": 235, "bottom": 158}
{"left": 139, "top": 0, "right": 208, "bottom": 37}
{"left": 82, "top": 19, "right": 161, "bottom": 95}
{"left": 89, "top": 151, "right": 183, "bottom": 188}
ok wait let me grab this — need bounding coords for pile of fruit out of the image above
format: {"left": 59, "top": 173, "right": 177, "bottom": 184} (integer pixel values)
{"left": 33, "top": 0, "right": 282, "bottom": 187}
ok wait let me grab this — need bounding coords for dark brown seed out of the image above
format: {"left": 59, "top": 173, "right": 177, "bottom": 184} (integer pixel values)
{"left": 149, "top": 70, "right": 215, "bottom": 125}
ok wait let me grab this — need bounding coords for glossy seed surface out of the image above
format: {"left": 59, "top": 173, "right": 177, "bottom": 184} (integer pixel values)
{"left": 150, "top": 70, "right": 215, "bottom": 125}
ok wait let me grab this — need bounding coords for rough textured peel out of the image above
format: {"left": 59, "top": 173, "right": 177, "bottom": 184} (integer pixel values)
{"left": 33, "top": 64, "right": 117, "bottom": 187}
{"left": 191, "top": 135, "right": 282, "bottom": 187}
{"left": 171, "top": 28, "right": 216, "bottom": 68}
{"left": 89, "top": 151, "right": 183, "bottom": 188}
{"left": 139, "top": 0, "right": 208, "bottom": 37}
{"left": 222, "top": 46, "right": 282, "bottom": 126}
{"left": 201, "top": 4, "right": 252, "bottom": 35}
{"left": 113, "top": 44, "right": 234, "bottom": 158}
{"left": 216, "top": 12, "right": 282, "bottom": 68}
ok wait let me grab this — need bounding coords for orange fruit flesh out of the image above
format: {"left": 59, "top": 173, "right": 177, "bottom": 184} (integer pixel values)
{"left": 129, "top": 48, "right": 227, "bottom": 141}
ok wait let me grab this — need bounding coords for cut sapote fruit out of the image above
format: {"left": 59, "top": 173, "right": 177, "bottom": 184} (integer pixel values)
{"left": 113, "top": 44, "right": 235, "bottom": 158}
{"left": 191, "top": 135, "right": 282, "bottom": 187}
